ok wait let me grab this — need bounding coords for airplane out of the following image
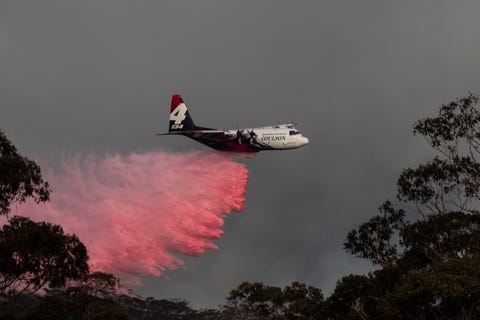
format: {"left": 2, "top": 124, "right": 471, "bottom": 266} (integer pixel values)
{"left": 158, "top": 94, "right": 309, "bottom": 152}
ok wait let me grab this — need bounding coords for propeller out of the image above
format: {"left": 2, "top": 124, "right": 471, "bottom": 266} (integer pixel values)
{"left": 236, "top": 129, "right": 256, "bottom": 145}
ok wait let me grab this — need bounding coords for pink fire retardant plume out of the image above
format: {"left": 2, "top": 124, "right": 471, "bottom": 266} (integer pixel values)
{"left": 17, "top": 151, "right": 248, "bottom": 283}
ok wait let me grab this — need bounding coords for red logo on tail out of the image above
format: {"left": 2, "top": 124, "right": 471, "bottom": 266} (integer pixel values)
{"left": 171, "top": 94, "right": 184, "bottom": 112}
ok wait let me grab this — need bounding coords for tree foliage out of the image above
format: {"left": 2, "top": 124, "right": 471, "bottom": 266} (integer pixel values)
{"left": 336, "top": 93, "right": 480, "bottom": 319}
{"left": 224, "top": 281, "right": 325, "bottom": 320}
{"left": 18, "top": 287, "right": 129, "bottom": 320}
{"left": 0, "top": 216, "right": 89, "bottom": 297}
{"left": 117, "top": 296, "right": 198, "bottom": 320}
{"left": 344, "top": 200, "right": 405, "bottom": 267}
{"left": 83, "top": 271, "right": 121, "bottom": 297}
{"left": 0, "top": 130, "right": 50, "bottom": 215}
{"left": 326, "top": 274, "right": 376, "bottom": 320}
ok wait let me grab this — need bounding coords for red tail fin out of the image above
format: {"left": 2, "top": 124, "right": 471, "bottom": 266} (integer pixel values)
{"left": 171, "top": 94, "right": 184, "bottom": 112}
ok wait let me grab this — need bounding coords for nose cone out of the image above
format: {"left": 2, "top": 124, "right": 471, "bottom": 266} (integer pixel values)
{"left": 300, "top": 136, "right": 309, "bottom": 146}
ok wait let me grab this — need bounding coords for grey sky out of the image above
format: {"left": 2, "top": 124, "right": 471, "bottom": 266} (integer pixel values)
{"left": 2, "top": 0, "right": 480, "bottom": 308}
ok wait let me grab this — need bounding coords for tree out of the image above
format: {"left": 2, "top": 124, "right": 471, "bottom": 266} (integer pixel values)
{"left": 18, "top": 287, "right": 130, "bottom": 320}
{"left": 0, "top": 129, "right": 133, "bottom": 318}
{"left": 282, "top": 282, "right": 325, "bottom": 320}
{"left": 333, "top": 93, "right": 480, "bottom": 319}
{"left": 0, "top": 216, "right": 90, "bottom": 298}
{"left": 117, "top": 295, "right": 198, "bottom": 320}
{"left": 83, "top": 271, "right": 121, "bottom": 297}
{"left": 326, "top": 275, "right": 376, "bottom": 320}
{"left": 0, "top": 130, "right": 50, "bottom": 215}
{"left": 225, "top": 282, "right": 284, "bottom": 320}
{"left": 224, "top": 281, "right": 325, "bottom": 320}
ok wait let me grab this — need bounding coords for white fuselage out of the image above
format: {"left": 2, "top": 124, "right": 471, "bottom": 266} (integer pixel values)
{"left": 224, "top": 124, "right": 309, "bottom": 150}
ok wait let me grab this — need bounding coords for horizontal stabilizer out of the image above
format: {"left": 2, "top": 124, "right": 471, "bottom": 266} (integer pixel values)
{"left": 157, "top": 130, "right": 224, "bottom": 136}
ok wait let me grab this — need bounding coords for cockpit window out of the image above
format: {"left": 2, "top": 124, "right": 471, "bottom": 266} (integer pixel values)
{"left": 289, "top": 130, "right": 300, "bottom": 135}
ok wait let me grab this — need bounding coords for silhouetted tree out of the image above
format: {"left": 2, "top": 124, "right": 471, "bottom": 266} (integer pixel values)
{"left": 0, "top": 130, "right": 133, "bottom": 319}
{"left": 0, "top": 216, "right": 89, "bottom": 298}
{"left": 331, "top": 93, "right": 480, "bottom": 319}
{"left": 117, "top": 295, "right": 198, "bottom": 320}
{"left": 326, "top": 275, "right": 376, "bottom": 320}
{"left": 0, "top": 130, "right": 50, "bottom": 215}
{"left": 224, "top": 281, "right": 325, "bottom": 320}
{"left": 83, "top": 271, "right": 121, "bottom": 297}
{"left": 18, "top": 286, "right": 129, "bottom": 320}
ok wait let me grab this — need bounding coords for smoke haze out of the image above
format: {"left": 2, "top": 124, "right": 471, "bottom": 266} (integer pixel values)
{"left": 3, "top": 0, "right": 480, "bottom": 308}
{"left": 18, "top": 151, "right": 248, "bottom": 284}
